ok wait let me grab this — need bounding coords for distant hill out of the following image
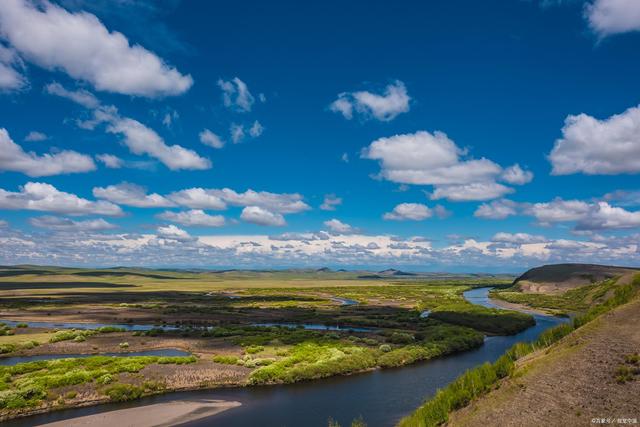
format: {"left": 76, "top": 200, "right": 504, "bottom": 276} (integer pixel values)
{"left": 513, "top": 263, "right": 638, "bottom": 293}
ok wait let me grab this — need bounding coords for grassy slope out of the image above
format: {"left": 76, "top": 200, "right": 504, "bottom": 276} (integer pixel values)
{"left": 448, "top": 293, "right": 640, "bottom": 426}
{"left": 399, "top": 270, "right": 640, "bottom": 427}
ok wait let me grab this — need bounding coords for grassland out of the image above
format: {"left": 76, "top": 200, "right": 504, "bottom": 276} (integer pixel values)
{"left": 0, "top": 265, "right": 526, "bottom": 421}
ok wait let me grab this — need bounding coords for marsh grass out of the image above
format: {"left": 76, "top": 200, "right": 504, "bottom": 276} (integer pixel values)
{"left": 0, "top": 355, "right": 195, "bottom": 410}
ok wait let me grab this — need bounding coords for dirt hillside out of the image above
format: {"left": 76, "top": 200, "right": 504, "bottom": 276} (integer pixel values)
{"left": 513, "top": 263, "right": 637, "bottom": 294}
{"left": 448, "top": 295, "right": 640, "bottom": 426}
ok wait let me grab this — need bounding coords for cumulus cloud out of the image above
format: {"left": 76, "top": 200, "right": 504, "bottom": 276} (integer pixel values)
{"left": 93, "top": 183, "right": 174, "bottom": 208}
{"left": 586, "top": 0, "right": 640, "bottom": 37}
{"left": 0, "top": 0, "right": 193, "bottom": 97}
{"left": 157, "top": 209, "right": 225, "bottom": 227}
{"left": 474, "top": 199, "right": 519, "bottom": 219}
{"left": 30, "top": 215, "right": 116, "bottom": 231}
{"left": 249, "top": 120, "right": 263, "bottom": 138}
{"left": 363, "top": 130, "right": 522, "bottom": 201}
{"left": 199, "top": 129, "right": 224, "bottom": 149}
{"left": 0, "top": 43, "right": 26, "bottom": 91}
{"left": 320, "top": 194, "right": 342, "bottom": 211}
{"left": 330, "top": 80, "right": 410, "bottom": 121}
{"left": 477, "top": 196, "right": 640, "bottom": 231}
{"left": 44, "top": 82, "right": 99, "bottom": 108}
{"left": 156, "top": 224, "right": 194, "bottom": 242}
{"left": 492, "top": 232, "right": 547, "bottom": 244}
{"left": 323, "top": 219, "right": 355, "bottom": 234}
{"left": 167, "top": 188, "right": 227, "bottom": 210}
{"left": 240, "top": 206, "right": 285, "bottom": 226}
{"left": 106, "top": 115, "right": 210, "bottom": 170}
{"left": 24, "top": 131, "right": 48, "bottom": 142}
{"left": 46, "top": 84, "right": 210, "bottom": 170}
{"left": 430, "top": 182, "right": 513, "bottom": 202}
{"left": 0, "top": 128, "right": 95, "bottom": 176}
{"left": 383, "top": 203, "right": 448, "bottom": 221}
{"left": 218, "top": 77, "right": 255, "bottom": 112}
{"left": 549, "top": 105, "right": 640, "bottom": 175}
{"left": 95, "top": 153, "right": 123, "bottom": 169}
{"left": 501, "top": 164, "right": 534, "bottom": 185}
{"left": 0, "top": 182, "right": 122, "bottom": 216}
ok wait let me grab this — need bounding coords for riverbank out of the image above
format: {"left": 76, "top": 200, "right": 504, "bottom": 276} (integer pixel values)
{"left": 449, "top": 294, "right": 640, "bottom": 426}
{"left": 39, "top": 398, "right": 242, "bottom": 427}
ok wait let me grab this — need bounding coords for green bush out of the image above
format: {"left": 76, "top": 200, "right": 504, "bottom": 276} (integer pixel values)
{"left": 213, "top": 355, "right": 240, "bottom": 365}
{"left": 104, "top": 383, "right": 143, "bottom": 401}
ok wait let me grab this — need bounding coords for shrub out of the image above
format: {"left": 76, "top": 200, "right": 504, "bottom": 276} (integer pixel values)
{"left": 119, "top": 342, "right": 129, "bottom": 349}
{"left": 16, "top": 323, "right": 28, "bottom": 329}
{"left": 388, "top": 332, "right": 414, "bottom": 344}
{"left": 104, "top": 383, "right": 143, "bottom": 402}
{"left": 379, "top": 344, "right": 392, "bottom": 353}
{"left": 245, "top": 345, "right": 264, "bottom": 354}
{"left": 212, "top": 355, "right": 240, "bottom": 365}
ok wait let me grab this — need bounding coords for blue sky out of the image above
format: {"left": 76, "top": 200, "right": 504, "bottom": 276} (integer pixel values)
{"left": 1, "top": 0, "right": 640, "bottom": 271}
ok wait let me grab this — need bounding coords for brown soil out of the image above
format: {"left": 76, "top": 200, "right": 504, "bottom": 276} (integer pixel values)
{"left": 449, "top": 297, "right": 640, "bottom": 427}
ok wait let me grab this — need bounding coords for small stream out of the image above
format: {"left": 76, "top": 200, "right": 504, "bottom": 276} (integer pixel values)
{"left": 0, "top": 319, "right": 179, "bottom": 331}
{"left": 5, "top": 287, "right": 567, "bottom": 427}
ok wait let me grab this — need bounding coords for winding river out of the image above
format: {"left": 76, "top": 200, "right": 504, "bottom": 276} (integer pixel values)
{"left": 5, "top": 287, "right": 567, "bottom": 427}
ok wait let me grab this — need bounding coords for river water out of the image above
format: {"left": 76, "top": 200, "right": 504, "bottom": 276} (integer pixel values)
{"left": 6, "top": 287, "right": 567, "bottom": 427}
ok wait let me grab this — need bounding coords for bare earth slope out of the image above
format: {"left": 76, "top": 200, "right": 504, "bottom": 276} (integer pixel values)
{"left": 449, "top": 296, "right": 640, "bottom": 426}
{"left": 513, "top": 263, "right": 637, "bottom": 294}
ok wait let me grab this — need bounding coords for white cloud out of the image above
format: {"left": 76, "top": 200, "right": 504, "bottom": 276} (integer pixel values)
{"left": 549, "top": 105, "right": 640, "bottom": 175}
{"left": 477, "top": 196, "right": 640, "bottom": 231}
{"left": 383, "top": 203, "right": 447, "bottom": 221}
{"left": 0, "top": 182, "right": 122, "bottom": 216}
{"left": 24, "top": 131, "right": 48, "bottom": 142}
{"left": 586, "top": 0, "right": 640, "bottom": 37}
{"left": 93, "top": 183, "right": 175, "bottom": 208}
{"left": 162, "top": 109, "right": 179, "bottom": 128}
{"left": 501, "top": 164, "right": 534, "bottom": 185}
{"left": 199, "top": 129, "right": 224, "bottom": 149}
{"left": 218, "top": 77, "right": 255, "bottom": 112}
{"left": 46, "top": 85, "right": 210, "bottom": 170}
{"left": 95, "top": 153, "right": 123, "bottom": 169}
{"left": 0, "top": 43, "right": 26, "bottom": 91}
{"left": 0, "top": 128, "right": 95, "bottom": 177}
{"left": 157, "top": 209, "right": 225, "bottom": 227}
{"left": 323, "top": 218, "right": 354, "bottom": 234}
{"left": 30, "top": 215, "right": 116, "bottom": 231}
{"left": 44, "top": 82, "right": 99, "bottom": 108}
{"left": 167, "top": 188, "right": 227, "bottom": 210}
{"left": 249, "top": 120, "right": 264, "bottom": 138}
{"left": 363, "top": 131, "right": 500, "bottom": 185}
{"left": 241, "top": 206, "right": 285, "bottom": 226}
{"left": 156, "top": 224, "right": 194, "bottom": 242}
{"left": 430, "top": 182, "right": 513, "bottom": 202}
{"left": 0, "top": 0, "right": 192, "bottom": 97}
{"left": 330, "top": 80, "right": 410, "bottom": 122}
{"left": 106, "top": 115, "right": 210, "bottom": 170}
{"left": 166, "top": 188, "right": 310, "bottom": 215}
{"left": 230, "top": 123, "right": 245, "bottom": 144}
{"left": 524, "top": 198, "right": 592, "bottom": 224}
{"left": 492, "top": 232, "right": 547, "bottom": 244}
{"left": 575, "top": 202, "right": 640, "bottom": 230}
{"left": 320, "top": 194, "right": 342, "bottom": 211}
{"left": 209, "top": 188, "right": 310, "bottom": 214}
{"left": 341, "top": 153, "right": 349, "bottom": 163}
{"left": 474, "top": 199, "right": 519, "bottom": 219}
{"left": 363, "top": 130, "right": 523, "bottom": 201}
